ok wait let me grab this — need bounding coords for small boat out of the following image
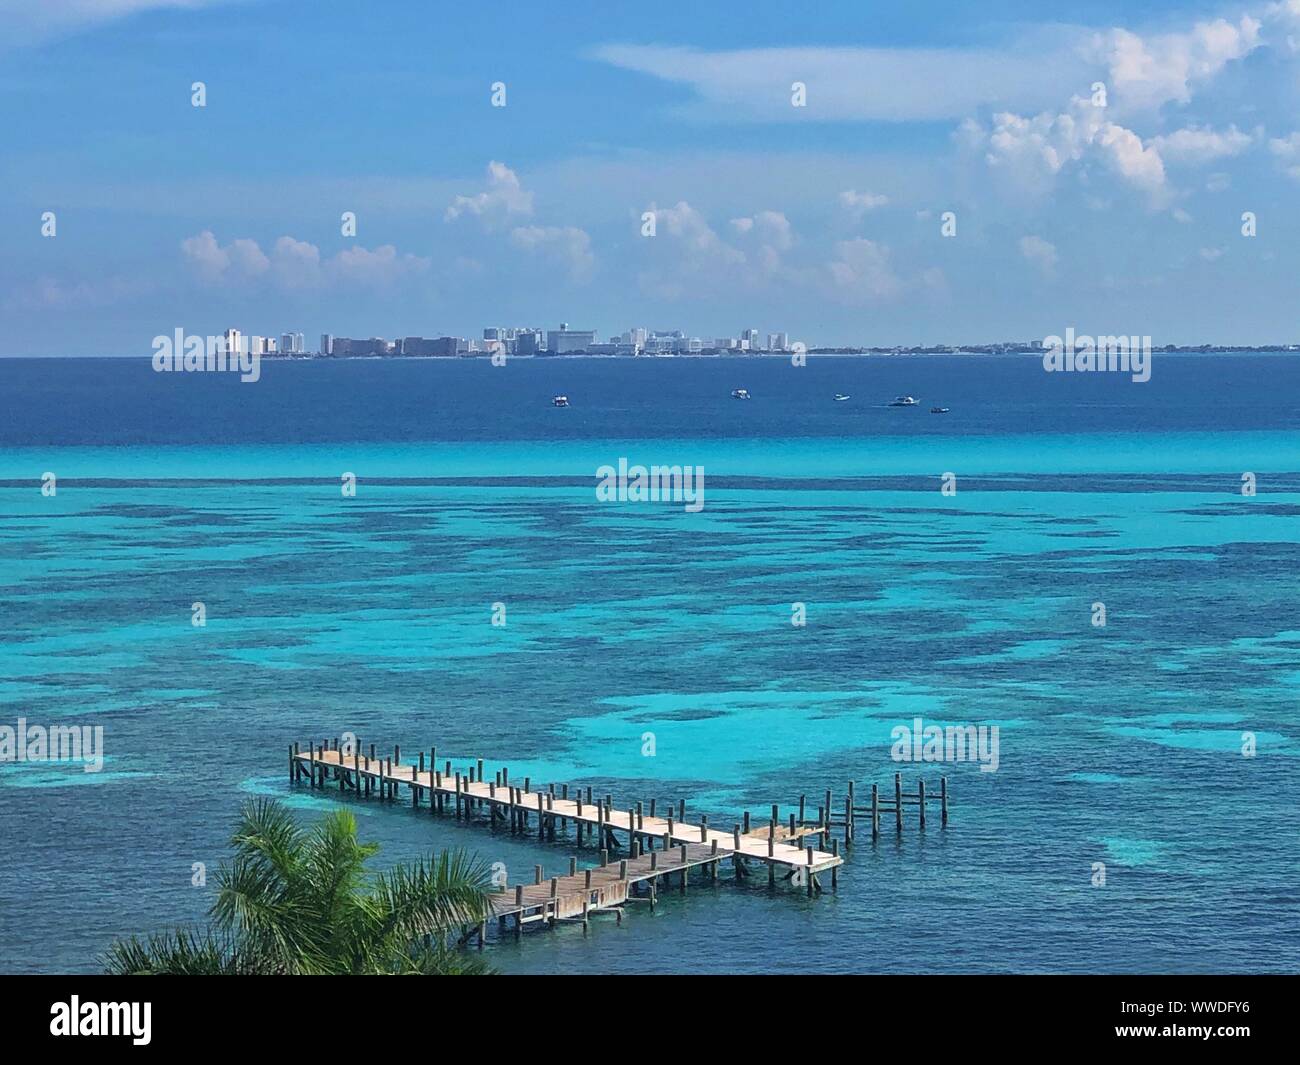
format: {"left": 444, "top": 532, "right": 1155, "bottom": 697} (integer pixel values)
{"left": 552, "top": 395, "right": 570, "bottom": 407}
{"left": 930, "top": 406, "right": 950, "bottom": 414}
{"left": 731, "top": 388, "right": 751, "bottom": 400}
{"left": 833, "top": 393, "right": 851, "bottom": 402}
{"left": 889, "top": 395, "right": 918, "bottom": 406}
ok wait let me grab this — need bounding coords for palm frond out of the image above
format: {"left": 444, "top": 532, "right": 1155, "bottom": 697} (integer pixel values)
{"left": 102, "top": 928, "right": 276, "bottom": 975}
{"left": 372, "top": 848, "right": 494, "bottom": 943}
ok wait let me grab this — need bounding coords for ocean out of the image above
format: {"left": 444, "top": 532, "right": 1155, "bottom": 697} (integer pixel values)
{"left": 1, "top": 353, "right": 1297, "bottom": 974}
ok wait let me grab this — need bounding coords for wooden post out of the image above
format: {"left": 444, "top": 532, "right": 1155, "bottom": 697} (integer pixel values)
{"left": 534, "top": 865, "right": 543, "bottom": 885}
{"left": 918, "top": 779, "right": 926, "bottom": 829}
{"left": 699, "top": 816, "right": 708, "bottom": 843}
{"left": 742, "top": 810, "right": 750, "bottom": 834}
{"left": 649, "top": 798, "right": 656, "bottom": 818}
{"left": 288, "top": 744, "right": 294, "bottom": 784}
{"left": 394, "top": 744, "right": 400, "bottom": 765}
{"left": 844, "top": 795, "right": 853, "bottom": 843}
{"left": 788, "top": 812, "right": 796, "bottom": 837}
{"left": 569, "top": 856, "right": 577, "bottom": 876}
{"left": 454, "top": 772, "right": 462, "bottom": 818}
{"left": 585, "top": 869, "right": 592, "bottom": 888}
{"left": 941, "top": 776, "right": 948, "bottom": 826}
{"left": 872, "top": 783, "right": 879, "bottom": 841}
{"left": 895, "top": 772, "right": 903, "bottom": 832}
{"left": 677, "top": 799, "right": 685, "bottom": 823}
{"left": 831, "top": 841, "right": 839, "bottom": 890}
{"left": 619, "top": 859, "right": 627, "bottom": 879}
{"left": 355, "top": 748, "right": 361, "bottom": 793}
{"left": 768, "top": 837, "right": 775, "bottom": 886}
{"left": 798, "top": 794, "right": 806, "bottom": 823}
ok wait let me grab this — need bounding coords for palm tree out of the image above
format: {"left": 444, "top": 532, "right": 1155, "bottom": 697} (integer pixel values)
{"left": 105, "top": 798, "right": 495, "bottom": 974}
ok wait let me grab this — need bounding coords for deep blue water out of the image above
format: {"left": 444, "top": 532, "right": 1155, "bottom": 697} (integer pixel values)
{"left": 1, "top": 354, "right": 1297, "bottom": 974}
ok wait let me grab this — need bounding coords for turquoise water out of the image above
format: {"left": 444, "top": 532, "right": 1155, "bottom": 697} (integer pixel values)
{"left": 1, "top": 355, "right": 1297, "bottom": 973}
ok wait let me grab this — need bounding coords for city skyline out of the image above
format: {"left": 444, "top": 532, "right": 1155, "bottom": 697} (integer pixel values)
{"left": 9, "top": 1, "right": 1300, "bottom": 355}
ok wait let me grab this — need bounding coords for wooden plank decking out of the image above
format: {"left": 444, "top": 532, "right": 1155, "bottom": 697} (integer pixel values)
{"left": 289, "top": 740, "right": 851, "bottom": 942}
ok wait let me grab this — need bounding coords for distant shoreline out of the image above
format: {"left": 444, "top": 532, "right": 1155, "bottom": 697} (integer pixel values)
{"left": 4, "top": 348, "right": 1300, "bottom": 361}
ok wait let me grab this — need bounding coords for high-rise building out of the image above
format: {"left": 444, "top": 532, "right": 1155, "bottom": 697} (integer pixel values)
{"left": 546, "top": 323, "right": 596, "bottom": 353}
{"left": 295, "top": 333, "right": 305, "bottom": 354}
{"left": 320, "top": 334, "right": 333, "bottom": 356}
{"left": 767, "top": 332, "right": 788, "bottom": 352}
{"left": 223, "top": 328, "right": 242, "bottom": 356}
{"left": 281, "top": 333, "right": 295, "bottom": 354}
{"left": 515, "top": 330, "right": 543, "bottom": 355}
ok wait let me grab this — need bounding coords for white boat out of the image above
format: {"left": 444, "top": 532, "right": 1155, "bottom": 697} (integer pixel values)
{"left": 552, "top": 395, "right": 570, "bottom": 407}
{"left": 889, "top": 395, "right": 918, "bottom": 406}
{"left": 731, "top": 388, "right": 751, "bottom": 400}
{"left": 930, "top": 406, "right": 950, "bottom": 414}
{"left": 833, "top": 393, "right": 850, "bottom": 402}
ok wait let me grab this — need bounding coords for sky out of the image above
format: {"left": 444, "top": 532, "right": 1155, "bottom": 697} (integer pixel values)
{"left": 4, "top": 0, "right": 1300, "bottom": 353}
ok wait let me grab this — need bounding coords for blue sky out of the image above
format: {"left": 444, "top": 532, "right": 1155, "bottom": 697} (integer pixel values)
{"left": 4, "top": 0, "right": 1300, "bottom": 353}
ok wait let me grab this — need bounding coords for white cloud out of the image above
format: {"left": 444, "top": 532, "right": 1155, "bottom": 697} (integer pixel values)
{"left": 827, "top": 238, "right": 902, "bottom": 301}
{"left": 180, "top": 230, "right": 268, "bottom": 282}
{"left": 839, "top": 189, "right": 889, "bottom": 217}
{"left": 965, "top": 97, "right": 1168, "bottom": 201}
{"left": 1267, "top": 131, "right": 1300, "bottom": 178}
{"left": 636, "top": 201, "right": 752, "bottom": 299}
{"left": 1150, "top": 124, "right": 1253, "bottom": 163}
{"left": 650, "top": 201, "right": 745, "bottom": 265}
{"left": 1200, "top": 246, "right": 1226, "bottom": 261}
{"left": 730, "top": 210, "right": 793, "bottom": 250}
{"left": 444, "top": 161, "right": 533, "bottom": 223}
{"left": 181, "top": 230, "right": 429, "bottom": 288}
{"left": 0, "top": 0, "right": 230, "bottom": 49}
{"left": 590, "top": 40, "right": 1070, "bottom": 122}
{"left": 1018, "top": 235, "right": 1058, "bottom": 274}
{"left": 1090, "top": 15, "right": 1262, "bottom": 113}
{"left": 510, "top": 225, "right": 595, "bottom": 282}
{"left": 1267, "top": 131, "right": 1300, "bottom": 157}
{"left": 327, "top": 243, "right": 430, "bottom": 287}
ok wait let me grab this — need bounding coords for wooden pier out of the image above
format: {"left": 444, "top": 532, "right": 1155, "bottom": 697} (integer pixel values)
{"left": 289, "top": 739, "right": 946, "bottom": 944}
